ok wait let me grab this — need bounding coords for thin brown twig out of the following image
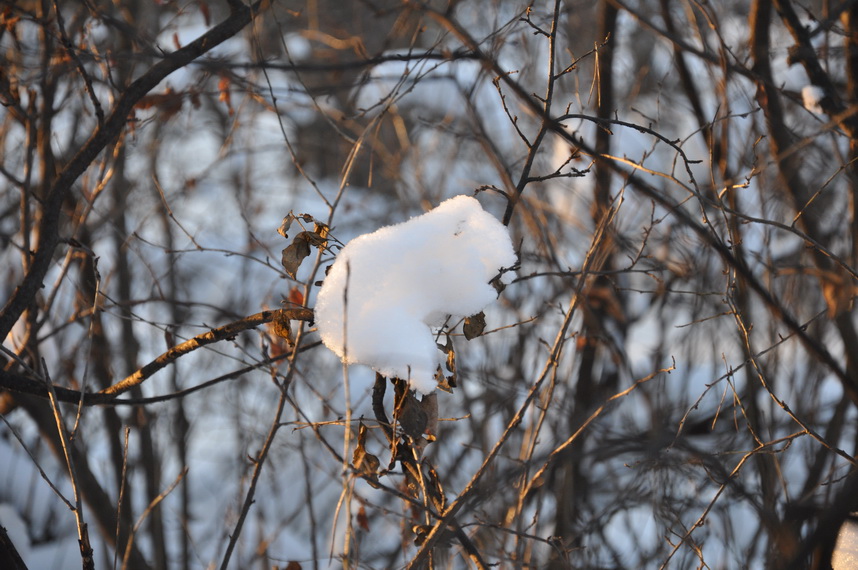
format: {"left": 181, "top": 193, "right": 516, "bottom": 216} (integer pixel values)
{"left": 121, "top": 467, "right": 188, "bottom": 570}
{"left": 0, "top": 310, "right": 315, "bottom": 404}
{"left": 52, "top": 0, "right": 104, "bottom": 124}
{"left": 0, "top": 411, "right": 75, "bottom": 511}
{"left": 522, "top": 359, "right": 677, "bottom": 499}
{"left": 0, "top": 0, "right": 266, "bottom": 342}
{"left": 660, "top": 431, "right": 807, "bottom": 568}
{"left": 727, "top": 290, "right": 857, "bottom": 466}
{"left": 404, "top": 194, "right": 619, "bottom": 568}
{"left": 43, "top": 360, "right": 95, "bottom": 570}
{"left": 113, "top": 426, "right": 130, "bottom": 570}
{"left": 218, "top": 313, "right": 312, "bottom": 569}
{"left": 98, "top": 308, "right": 313, "bottom": 397}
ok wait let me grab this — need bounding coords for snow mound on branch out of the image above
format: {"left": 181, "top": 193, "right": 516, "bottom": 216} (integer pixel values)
{"left": 315, "top": 195, "right": 516, "bottom": 394}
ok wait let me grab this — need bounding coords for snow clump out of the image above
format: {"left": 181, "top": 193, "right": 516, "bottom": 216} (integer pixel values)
{"left": 314, "top": 195, "right": 516, "bottom": 394}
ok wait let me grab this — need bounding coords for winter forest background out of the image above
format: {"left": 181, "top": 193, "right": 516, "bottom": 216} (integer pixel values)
{"left": 3, "top": 0, "right": 858, "bottom": 568}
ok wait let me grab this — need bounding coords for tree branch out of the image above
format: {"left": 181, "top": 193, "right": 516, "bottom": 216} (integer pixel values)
{"left": 0, "top": 0, "right": 265, "bottom": 341}
{"left": 0, "top": 309, "right": 313, "bottom": 403}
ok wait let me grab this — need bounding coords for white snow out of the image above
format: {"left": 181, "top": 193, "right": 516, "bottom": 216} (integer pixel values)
{"left": 314, "top": 195, "right": 516, "bottom": 394}
{"left": 833, "top": 518, "right": 858, "bottom": 569}
{"left": 802, "top": 85, "right": 826, "bottom": 114}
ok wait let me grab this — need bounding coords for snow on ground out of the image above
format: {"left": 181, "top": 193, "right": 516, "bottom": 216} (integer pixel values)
{"left": 314, "top": 195, "right": 516, "bottom": 394}
{"left": 834, "top": 518, "right": 858, "bottom": 569}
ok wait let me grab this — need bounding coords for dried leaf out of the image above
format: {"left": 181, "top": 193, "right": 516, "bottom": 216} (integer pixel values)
{"left": 463, "top": 311, "right": 486, "bottom": 340}
{"left": 411, "top": 523, "right": 454, "bottom": 547}
{"left": 587, "top": 284, "right": 625, "bottom": 323}
{"left": 284, "top": 562, "right": 302, "bottom": 570}
{"left": 135, "top": 88, "right": 184, "bottom": 119}
{"left": 397, "top": 391, "right": 429, "bottom": 440}
{"left": 268, "top": 310, "right": 293, "bottom": 344}
{"left": 297, "top": 230, "right": 327, "bottom": 248}
{"left": 218, "top": 75, "right": 233, "bottom": 116}
{"left": 401, "top": 460, "right": 421, "bottom": 497}
{"left": 286, "top": 286, "right": 304, "bottom": 306}
{"left": 314, "top": 222, "right": 330, "bottom": 241}
{"left": 281, "top": 234, "right": 311, "bottom": 279}
{"left": 435, "top": 372, "right": 456, "bottom": 393}
{"left": 356, "top": 505, "right": 370, "bottom": 532}
{"left": 421, "top": 393, "right": 438, "bottom": 442}
{"left": 434, "top": 335, "right": 457, "bottom": 391}
{"left": 352, "top": 422, "right": 380, "bottom": 477}
{"left": 424, "top": 459, "right": 446, "bottom": 511}
{"left": 1, "top": 8, "right": 21, "bottom": 34}
{"left": 198, "top": 0, "right": 211, "bottom": 26}
{"left": 820, "top": 268, "right": 856, "bottom": 319}
{"left": 277, "top": 213, "right": 295, "bottom": 239}
{"left": 412, "top": 524, "right": 431, "bottom": 546}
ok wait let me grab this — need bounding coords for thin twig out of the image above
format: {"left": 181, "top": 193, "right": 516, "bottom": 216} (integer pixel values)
{"left": 98, "top": 308, "right": 313, "bottom": 397}
{"left": 121, "top": 467, "right": 188, "bottom": 570}
{"left": 43, "top": 360, "right": 95, "bottom": 570}
{"left": 0, "top": 0, "right": 266, "bottom": 342}
{"left": 405, "top": 197, "right": 619, "bottom": 568}
{"left": 113, "top": 427, "right": 131, "bottom": 570}
{"left": 0, "top": 411, "right": 75, "bottom": 511}
{"left": 218, "top": 311, "right": 312, "bottom": 569}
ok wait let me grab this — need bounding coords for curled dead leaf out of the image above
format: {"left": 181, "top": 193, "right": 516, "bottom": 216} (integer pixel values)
{"left": 277, "top": 213, "right": 295, "bottom": 239}
{"left": 463, "top": 311, "right": 486, "bottom": 340}
{"left": 268, "top": 310, "right": 293, "bottom": 345}
{"left": 281, "top": 235, "right": 311, "bottom": 279}
{"left": 352, "top": 422, "right": 380, "bottom": 477}
{"left": 357, "top": 505, "right": 370, "bottom": 532}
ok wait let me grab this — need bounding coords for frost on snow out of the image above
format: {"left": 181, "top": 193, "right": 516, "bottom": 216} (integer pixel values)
{"left": 314, "top": 195, "right": 516, "bottom": 394}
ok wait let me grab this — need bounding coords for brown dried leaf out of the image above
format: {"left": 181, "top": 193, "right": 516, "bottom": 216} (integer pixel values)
{"left": 820, "top": 269, "right": 856, "bottom": 319}
{"left": 463, "top": 311, "right": 486, "bottom": 340}
{"left": 587, "top": 284, "right": 625, "bottom": 323}
{"left": 491, "top": 274, "right": 507, "bottom": 294}
{"left": 397, "top": 391, "right": 429, "bottom": 440}
{"left": 277, "top": 213, "right": 295, "bottom": 238}
{"left": 434, "top": 335, "right": 457, "bottom": 390}
{"left": 421, "top": 393, "right": 438, "bottom": 443}
{"left": 314, "top": 222, "right": 330, "bottom": 242}
{"left": 352, "top": 422, "right": 380, "bottom": 477}
{"left": 218, "top": 75, "right": 233, "bottom": 116}
{"left": 435, "top": 373, "right": 456, "bottom": 393}
{"left": 1, "top": 7, "right": 21, "bottom": 34}
{"left": 356, "top": 505, "right": 370, "bottom": 532}
{"left": 424, "top": 459, "right": 446, "bottom": 511}
{"left": 412, "top": 524, "right": 431, "bottom": 546}
{"left": 135, "top": 88, "right": 184, "bottom": 119}
{"left": 297, "top": 230, "right": 327, "bottom": 248}
{"left": 268, "top": 310, "right": 293, "bottom": 344}
{"left": 281, "top": 234, "right": 311, "bottom": 279}
{"left": 286, "top": 286, "right": 304, "bottom": 306}
{"left": 198, "top": 0, "right": 211, "bottom": 26}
